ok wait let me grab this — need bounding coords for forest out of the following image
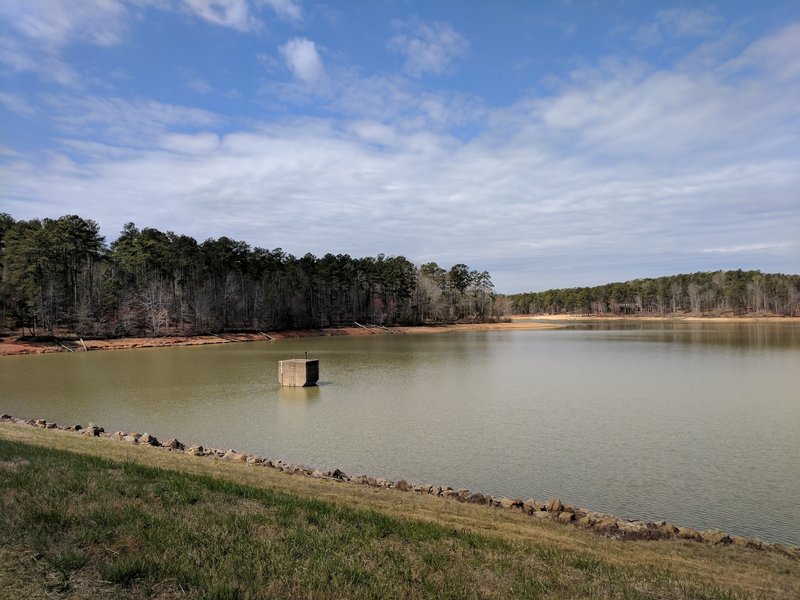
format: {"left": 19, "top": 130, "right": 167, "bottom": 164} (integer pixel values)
{"left": 509, "top": 270, "right": 800, "bottom": 317}
{"left": 0, "top": 214, "right": 498, "bottom": 337}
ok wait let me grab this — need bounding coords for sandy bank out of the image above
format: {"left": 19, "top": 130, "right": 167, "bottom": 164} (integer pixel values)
{"left": 513, "top": 314, "right": 800, "bottom": 323}
{"left": 0, "top": 321, "right": 562, "bottom": 357}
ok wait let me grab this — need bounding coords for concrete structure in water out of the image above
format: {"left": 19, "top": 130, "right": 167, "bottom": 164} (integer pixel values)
{"left": 278, "top": 359, "right": 319, "bottom": 387}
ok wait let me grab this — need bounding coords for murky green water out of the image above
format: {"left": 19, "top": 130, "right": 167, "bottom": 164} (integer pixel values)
{"left": 2, "top": 321, "right": 799, "bottom": 544}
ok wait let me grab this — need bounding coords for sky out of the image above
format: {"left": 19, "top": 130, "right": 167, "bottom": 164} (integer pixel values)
{"left": 1, "top": 1, "right": 799, "bottom": 293}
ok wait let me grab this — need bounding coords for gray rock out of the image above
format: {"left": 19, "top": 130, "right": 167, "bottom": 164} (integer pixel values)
{"left": 557, "top": 511, "right": 575, "bottom": 523}
{"left": 164, "top": 438, "right": 184, "bottom": 451}
{"left": 499, "top": 497, "right": 523, "bottom": 510}
{"left": 222, "top": 450, "right": 247, "bottom": 462}
{"left": 701, "top": 529, "right": 730, "bottom": 545}
{"left": 467, "top": 493, "right": 488, "bottom": 505}
{"left": 523, "top": 499, "right": 543, "bottom": 514}
{"left": 139, "top": 433, "right": 160, "bottom": 446}
{"left": 394, "top": 479, "right": 411, "bottom": 491}
{"left": 594, "top": 518, "right": 619, "bottom": 532}
{"left": 677, "top": 527, "right": 702, "bottom": 541}
{"left": 545, "top": 497, "right": 564, "bottom": 512}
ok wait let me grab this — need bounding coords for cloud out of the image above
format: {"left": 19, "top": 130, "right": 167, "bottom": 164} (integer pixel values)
{"left": 657, "top": 8, "right": 722, "bottom": 38}
{"left": 182, "top": 0, "right": 302, "bottom": 30}
{"left": 388, "top": 19, "right": 469, "bottom": 77}
{"left": 0, "top": 0, "right": 129, "bottom": 84}
{"left": 633, "top": 8, "right": 722, "bottom": 48}
{"left": 3, "top": 21, "right": 799, "bottom": 290}
{"left": 43, "top": 95, "right": 222, "bottom": 148}
{"left": 182, "top": 0, "right": 257, "bottom": 31}
{"left": 258, "top": 0, "right": 302, "bottom": 22}
{"left": 188, "top": 78, "right": 213, "bottom": 94}
{"left": 0, "top": 92, "right": 36, "bottom": 116}
{"left": 279, "top": 37, "right": 325, "bottom": 84}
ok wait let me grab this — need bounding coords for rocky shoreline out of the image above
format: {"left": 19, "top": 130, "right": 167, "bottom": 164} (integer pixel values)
{"left": 3, "top": 413, "right": 797, "bottom": 558}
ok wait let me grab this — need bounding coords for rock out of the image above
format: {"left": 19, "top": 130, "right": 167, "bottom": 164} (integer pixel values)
{"left": 441, "top": 489, "right": 460, "bottom": 499}
{"left": 677, "top": 527, "right": 702, "bottom": 541}
{"left": 87, "top": 422, "right": 104, "bottom": 433}
{"left": 577, "top": 515, "right": 595, "bottom": 528}
{"left": 122, "top": 435, "right": 138, "bottom": 444}
{"left": 557, "top": 511, "right": 575, "bottom": 523}
{"left": 375, "top": 477, "right": 391, "bottom": 488}
{"left": 730, "top": 535, "right": 750, "bottom": 547}
{"left": 34, "top": 419, "right": 47, "bottom": 428}
{"left": 467, "top": 493, "right": 488, "bottom": 505}
{"left": 394, "top": 479, "right": 411, "bottom": 492}
{"left": 594, "top": 518, "right": 619, "bottom": 533}
{"left": 186, "top": 445, "right": 205, "bottom": 456}
{"left": 164, "top": 438, "right": 184, "bottom": 451}
{"left": 533, "top": 511, "right": 553, "bottom": 520}
{"left": 545, "top": 498, "right": 564, "bottom": 512}
{"left": 659, "top": 523, "right": 679, "bottom": 535}
{"left": 499, "top": 497, "right": 523, "bottom": 510}
{"left": 222, "top": 450, "right": 247, "bottom": 463}
{"left": 350, "top": 475, "right": 368, "bottom": 485}
{"left": 366, "top": 477, "right": 378, "bottom": 487}
{"left": 83, "top": 425, "right": 101, "bottom": 437}
{"left": 139, "top": 433, "right": 160, "bottom": 446}
{"left": 414, "top": 484, "right": 434, "bottom": 494}
{"left": 311, "top": 469, "right": 324, "bottom": 478}
{"left": 523, "top": 499, "right": 543, "bottom": 514}
{"left": 701, "top": 529, "right": 730, "bottom": 545}
{"left": 456, "top": 489, "right": 471, "bottom": 501}
{"left": 773, "top": 544, "right": 799, "bottom": 558}
{"left": 0, "top": 414, "right": 10, "bottom": 420}
{"left": 618, "top": 521, "right": 648, "bottom": 534}
{"left": 45, "top": 423, "right": 57, "bottom": 429}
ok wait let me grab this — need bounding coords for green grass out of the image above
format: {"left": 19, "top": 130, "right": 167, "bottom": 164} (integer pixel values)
{"left": 0, "top": 437, "right": 797, "bottom": 599}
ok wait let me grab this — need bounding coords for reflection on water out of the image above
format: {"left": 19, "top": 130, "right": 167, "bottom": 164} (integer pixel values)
{"left": 279, "top": 386, "right": 321, "bottom": 403}
{"left": 2, "top": 323, "right": 799, "bottom": 545}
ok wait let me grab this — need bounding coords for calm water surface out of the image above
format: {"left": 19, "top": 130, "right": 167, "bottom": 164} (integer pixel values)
{"left": 2, "top": 321, "right": 799, "bottom": 545}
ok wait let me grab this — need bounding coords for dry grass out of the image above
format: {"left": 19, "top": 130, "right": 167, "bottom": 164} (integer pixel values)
{"left": 1, "top": 423, "right": 797, "bottom": 599}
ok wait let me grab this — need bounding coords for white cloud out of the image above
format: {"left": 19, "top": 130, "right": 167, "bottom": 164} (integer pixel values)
{"left": 657, "top": 8, "right": 722, "bottom": 38}
{"left": 0, "top": 92, "right": 36, "bottom": 116}
{"left": 279, "top": 37, "right": 325, "bottom": 84}
{"left": 188, "top": 78, "right": 213, "bottom": 94}
{"left": 258, "top": 0, "right": 302, "bottom": 22}
{"left": 43, "top": 95, "right": 222, "bottom": 147}
{"left": 633, "top": 8, "right": 721, "bottom": 48}
{"left": 726, "top": 22, "right": 800, "bottom": 81}
{"left": 181, "top": 0, "right": 302, "bottom": 30}
{"left": 388, "top": 19, "right": 469, "bottom": 77}
{"left": 0, "top": 0, "right": 129, "bottom": 84}
{"left": 3, "top": 21, "right": 800, "bottom": 290}
{"left": 182, "top": 0, "right": 257, "bottom": 31}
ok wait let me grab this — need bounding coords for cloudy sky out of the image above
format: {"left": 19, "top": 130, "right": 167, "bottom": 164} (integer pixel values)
{"left": 1, "top": 1, "right": 798, "bottom": 292}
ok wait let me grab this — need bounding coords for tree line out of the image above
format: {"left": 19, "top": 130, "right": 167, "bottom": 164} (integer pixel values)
{"left": 0, "top": 214, "right": 499, "bottom": 337}
{"left": 509, "top": 270, "right": 800, "bottom": 317}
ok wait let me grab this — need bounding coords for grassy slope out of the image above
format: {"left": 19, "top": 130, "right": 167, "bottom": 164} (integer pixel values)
{"left": 1, "top": 424, "right": 797, "bottom": 599}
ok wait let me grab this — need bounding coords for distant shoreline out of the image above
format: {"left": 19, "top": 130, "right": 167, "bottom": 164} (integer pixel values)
{"left": 0, "top": 321, "right": 563, "bottom": 357}
{"left": 513, "top": 314, "right": 800, "bottom": 323}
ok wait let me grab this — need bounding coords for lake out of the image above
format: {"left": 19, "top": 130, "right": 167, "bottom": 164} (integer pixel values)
{"left": 2, "top": 321, "right": 799, "bottom": 545}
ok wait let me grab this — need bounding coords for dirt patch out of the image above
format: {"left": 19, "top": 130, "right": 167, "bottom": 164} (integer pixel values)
{"left": 0, "top": 322, "right": 562, "bottom": 357}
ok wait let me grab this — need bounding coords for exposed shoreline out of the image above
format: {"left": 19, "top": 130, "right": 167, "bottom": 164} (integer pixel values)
{"left": 513, "top": 313, "right": 800, "bottom": 322}
{"left": 1, "top": 413, "right": 797, "bottom": 556}
{"left": 0, "top": 321, "right": 563, "bottom": 356}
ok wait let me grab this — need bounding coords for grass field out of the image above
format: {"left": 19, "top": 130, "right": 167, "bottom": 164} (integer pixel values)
{"left": 0, "top": 423, "right": 797, "bottom": 599}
